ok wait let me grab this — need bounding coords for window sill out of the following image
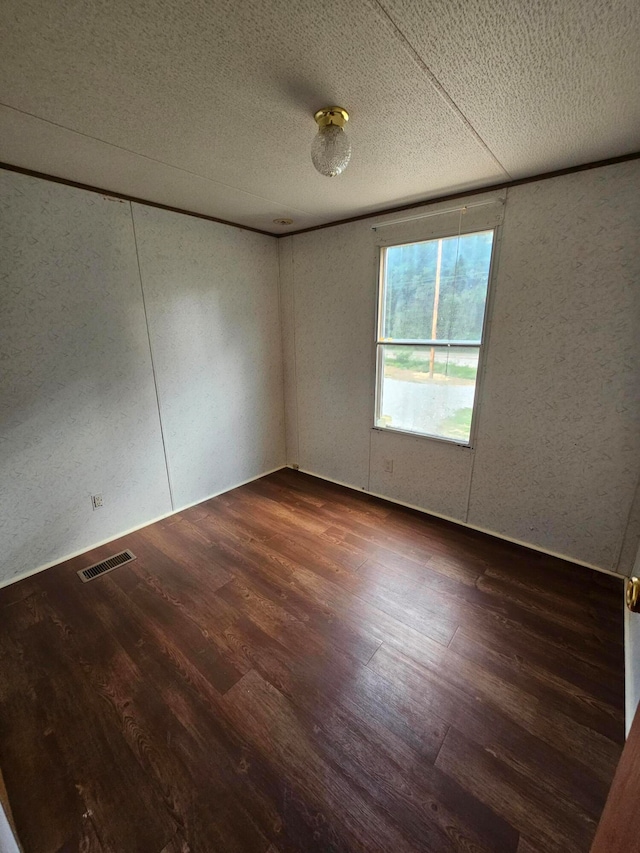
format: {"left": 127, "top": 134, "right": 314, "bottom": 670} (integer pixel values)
{"left": 371, "top": 425, "right": 475, "bottom": 450}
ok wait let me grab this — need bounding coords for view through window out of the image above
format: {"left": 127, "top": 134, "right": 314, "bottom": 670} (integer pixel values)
{"left": 375, "top": 229, "right": 494, "bottom": 444}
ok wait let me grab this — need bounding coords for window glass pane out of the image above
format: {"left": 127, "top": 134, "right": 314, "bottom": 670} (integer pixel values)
{"left": 382, "top": 230, "right": 494, "bottom": 343}
{"left": 376, "top": 345, "right": 480, "bottom": 443}
{"left": 383, "top": 240, "right": 439, "bottom": 341}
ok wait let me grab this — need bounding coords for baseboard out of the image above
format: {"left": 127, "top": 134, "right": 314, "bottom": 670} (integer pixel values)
{"left": 0, "top": 465, "right": 287, "bottom": 591}
{"left": 289, "top": 465, "right": 626, "bottom": 580}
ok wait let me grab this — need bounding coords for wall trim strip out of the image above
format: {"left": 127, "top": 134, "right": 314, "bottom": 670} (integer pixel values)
{"left": 0, "top": 161, "right": 275, "bottom": 237}
{"left": 285, "top": 151, "right": 640, "bottom": 237}
{"left": 0, "top": 465, "right": 287, "bottom": 591}
{"left": 2, "top": 151, "right": 640, "bottom": 240}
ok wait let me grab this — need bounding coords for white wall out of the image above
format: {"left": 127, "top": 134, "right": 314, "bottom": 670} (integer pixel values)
{"left": 280, "top": 160, "right": 640, "bottom": 574}
{"left": 0, "top": 804, "right": 19, "bottom": 853}
{"left": 625, "top": 539, "right": 640, "bottom": 734}
{"left": 131, "top": 203, "right": 285, "bottom": 509}
{"left": 0, "top": 173, "right": 171, "bottom": 585}
{"left": 0, "top": 170, "right": 285, "bottom": 587}
{"left": 2, "top": 161, "right": 638, "bottom": 586}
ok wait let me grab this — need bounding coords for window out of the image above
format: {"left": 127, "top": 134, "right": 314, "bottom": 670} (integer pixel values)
{"left": 375, "top": 228, "right": 495, "bottom": 445}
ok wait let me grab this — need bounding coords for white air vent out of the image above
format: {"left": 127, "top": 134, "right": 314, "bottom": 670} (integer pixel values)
{"left": 77, "top": 550, "right": 136, "bottom": 583}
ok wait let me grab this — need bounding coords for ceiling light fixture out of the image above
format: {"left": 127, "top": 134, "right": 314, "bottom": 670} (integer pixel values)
{"left": 311, "top": 107, "right": 351, "bottom": 177}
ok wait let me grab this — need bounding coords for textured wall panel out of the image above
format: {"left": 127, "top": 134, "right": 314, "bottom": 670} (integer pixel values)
{"left": 285, "top": 161, "right": 640, "bottom": 572}
{"left": 288, "top": 192, "right": 505, "bottom": 492}
{"left": 290, "top": 223, "right": 376, "bottom": 488}
{"left": 618, "top": 479, "right": 640, "bottom": 576}
{"left": 0, "top": 172, "right": 171, "bottom": 585}
{"left": 278, "top": 238, "right": 300, "bottom": 465}
{"left": 132, "top": 204, "right": 285, "bottom": 509}
{"left": 468, "top": 163, "right": 640, "bottom": 569}
{"left": 369, "top": 431, "right": 472, "bottom": 521}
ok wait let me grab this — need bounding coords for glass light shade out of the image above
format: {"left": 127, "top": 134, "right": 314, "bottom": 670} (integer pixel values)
{"left": 311, "top": 124, "right": 352, "bottom": 177}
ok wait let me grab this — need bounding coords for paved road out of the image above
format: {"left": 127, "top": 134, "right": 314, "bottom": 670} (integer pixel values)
{"left": 380, "top": 376, "right": 476, "bottom": 438}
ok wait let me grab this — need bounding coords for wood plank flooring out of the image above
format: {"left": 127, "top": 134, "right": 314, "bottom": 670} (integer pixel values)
{"left": 0, "top": 468, "right": 625, "bottom": 853}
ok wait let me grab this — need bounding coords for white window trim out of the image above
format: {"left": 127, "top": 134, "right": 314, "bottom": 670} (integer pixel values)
{"left": 371, "top": 208, "right": 504, "bottom": 450}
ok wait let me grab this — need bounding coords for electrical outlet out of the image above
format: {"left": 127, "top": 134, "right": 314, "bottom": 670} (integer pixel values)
{"left": 91, "top": 494, "right": 103, "bottom": 510}
{"left": 383, "top": 459, "right": 393, "bottom": 474}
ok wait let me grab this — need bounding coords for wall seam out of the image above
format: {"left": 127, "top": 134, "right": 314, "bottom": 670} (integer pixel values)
{"left": 464, "top": 188, "right": 509, "bottom": 524}
{"left": 129, "top": 202, "right": 175, "bottom": 511}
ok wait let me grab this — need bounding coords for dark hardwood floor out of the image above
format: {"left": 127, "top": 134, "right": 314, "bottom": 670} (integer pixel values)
{"left": 0, "top": 468, "right": 625, "bottom": 853}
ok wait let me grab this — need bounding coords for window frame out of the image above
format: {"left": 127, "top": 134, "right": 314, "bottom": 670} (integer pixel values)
{"left": 373, "top": 225, "right": 500, "bottom": 449}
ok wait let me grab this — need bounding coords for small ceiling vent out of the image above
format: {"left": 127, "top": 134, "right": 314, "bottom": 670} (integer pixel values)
{"left": 77, "top": 549, "right": 136, "bottom": 583}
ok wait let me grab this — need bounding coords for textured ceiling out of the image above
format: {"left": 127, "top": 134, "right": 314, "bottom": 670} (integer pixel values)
{"left": 1, "top": 0, "right": 638, "bottom": 233}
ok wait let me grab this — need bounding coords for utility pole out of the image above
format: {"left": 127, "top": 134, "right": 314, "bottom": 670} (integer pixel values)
{"left": 429, "top": 238, "right": 442, "bottom": 378}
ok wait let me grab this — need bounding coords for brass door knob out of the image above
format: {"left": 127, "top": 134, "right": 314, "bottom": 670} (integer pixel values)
{"left": 626, "top": 577, "right": 640, "bottom": 612}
